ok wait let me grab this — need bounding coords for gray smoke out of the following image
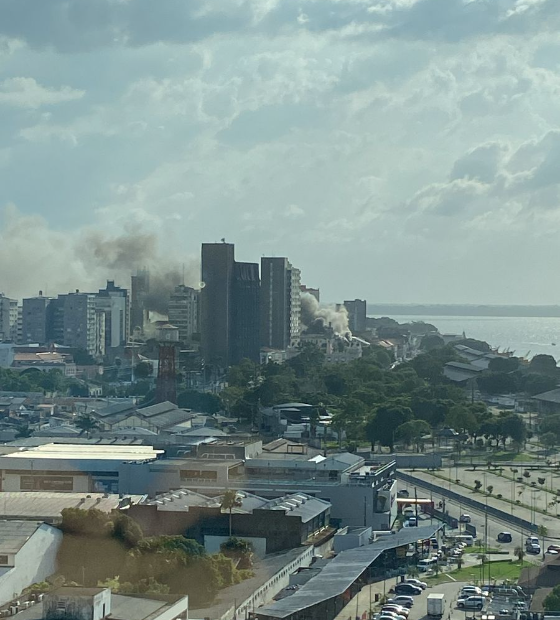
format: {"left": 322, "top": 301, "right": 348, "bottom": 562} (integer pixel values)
{"left": 301, "top": 293, "right": 351, "bottom": 336}
{"left": 84, "top": 228, "right": 199, "bottom": 313}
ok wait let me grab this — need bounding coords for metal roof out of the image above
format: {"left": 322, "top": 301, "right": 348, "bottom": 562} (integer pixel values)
{"left": 261, "top": 494, "right": 331, "bottom": 523}
{"left": 137, "top": 401, "right": 181, "bottom": 418}
{"left": 533, "top": 388, "right": 560, "bottom": 404}
{"left": 0, "top": 520, "right": 45, "bottom": 554}
{"left": 257, "top": 524, "right": 441, "bottom": 619}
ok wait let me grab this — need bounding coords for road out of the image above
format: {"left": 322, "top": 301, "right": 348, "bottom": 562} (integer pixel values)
{"left": 398, "top": 479, "right": 535, "bottom": 554}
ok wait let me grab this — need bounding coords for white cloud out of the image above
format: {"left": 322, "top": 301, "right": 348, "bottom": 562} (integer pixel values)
{"left": 0, "top": 77, "right": 84, "bottom": 109}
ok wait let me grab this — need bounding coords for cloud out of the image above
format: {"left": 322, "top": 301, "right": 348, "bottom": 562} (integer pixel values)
{"left": 0, "top": 77, "right": 84, "bottom": 109}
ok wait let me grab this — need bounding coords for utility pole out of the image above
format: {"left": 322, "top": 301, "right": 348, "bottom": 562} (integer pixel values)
{"left": 414, "top": 487, "right": 419, "bottom": 526}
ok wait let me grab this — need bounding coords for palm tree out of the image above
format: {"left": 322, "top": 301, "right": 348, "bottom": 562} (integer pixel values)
{"left": 221, "top": 490, "right": 243, "bottom": 537}
{"left": 75, "top": 414, "right": 100, "bottom": 438}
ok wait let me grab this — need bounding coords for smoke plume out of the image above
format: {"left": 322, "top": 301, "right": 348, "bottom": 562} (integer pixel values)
{"left": 0, "top": 205, "right": 199, "bottom": 306}
{"left": 301, "top": 293, "right": 351, "bottom": 336}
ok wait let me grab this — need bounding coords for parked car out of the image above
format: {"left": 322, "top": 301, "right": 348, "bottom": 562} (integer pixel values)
{"left": 395, "top": 584, "right": 423, "bottom": 596}
{"left": 459, "top": 514, "right": 471, "bottom": 523}
{"left": 526, "top": 536, "right": 539, "bottom": 546}
{"left": 430, "top": 537, "right": 439, "bottom": 548}
{"left": 461, "top": 586, "right": 483, "bottom": 596}
{"left": 378, "top": 612, "right": 406, "bottom": 620}
{"left": 548, "top": 545, "right": 560, "bottom": 553}
{"left": 382, "top": 605, "right": 409, "bottom": 617}
{"left": 526, "top": 543, "right": 541, "bottom": 555}
{"left": 405, "top": 578, "right": 427, "bottom": 590}
{"left": 457, "top": 596, "right": 485, "bottom": 610}
{"left": 407, "top": 517, "right": 418, "bottom": 527}
{"left": 388, "top": 596, "right": 414, "bottom": 608}
{"left": 497, "top": 532, "right": 512, "bottom": 543}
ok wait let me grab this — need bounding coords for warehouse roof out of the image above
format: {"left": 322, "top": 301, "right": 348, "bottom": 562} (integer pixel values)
{"left": 533, "top": 388, "right": 560, "bottom": 404}
{"left": 257, "top": 524, "right": 442, "bottom": 619}
{"left": 0, "top": 443, "right": 163, "bottom": 461}
{"left": 0, "top": 520, "right": 46, "bottom": 554}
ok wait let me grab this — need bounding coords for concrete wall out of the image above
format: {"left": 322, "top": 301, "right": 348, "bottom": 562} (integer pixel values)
{"left": 0, "top": 524, "right": 62, "bottom": 606}
{"left": 2, "top": 472, "right": 90, "bottom": 493}
{"left": 333, "top": 527, "right": 372, "bottom": 553}
{"left": 204, "top": 535, "right": 267, "bottom": 559}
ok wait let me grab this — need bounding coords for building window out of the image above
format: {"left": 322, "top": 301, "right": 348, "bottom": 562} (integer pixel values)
{"left": 0, "top": 555, "right": 8, "bottom": 565}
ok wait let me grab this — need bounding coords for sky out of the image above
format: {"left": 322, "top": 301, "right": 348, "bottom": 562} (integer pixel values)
{"left": 2, "top": 0, "right": 560, "bottom": 305}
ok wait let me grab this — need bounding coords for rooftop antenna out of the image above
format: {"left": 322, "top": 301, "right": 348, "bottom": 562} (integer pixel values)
{"left": 182, "top": 263, "right": 185, "bottom": 286}
{"left": 221, "top": 237, "right": 226, "bottom": 243}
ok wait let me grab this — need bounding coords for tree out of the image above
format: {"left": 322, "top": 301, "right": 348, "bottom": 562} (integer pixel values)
{"left": 221, "top": 490, "right": 242, "bottom": 537}
{"left": 420, "top": 334, "right": 445, "bottom": 351}
{"left": 522, "top": 373, "right": 558, "bottom": 396}
{"left": 487, "top": 485, "right": 494, "bottom": 495}
{"left": 134, "top": 361, "right": 153, "bottom": 379}
{"left": 75, "top": 414, "right": 100, "bottom": 438}
{"left": 395, "top": 420, "right": 431, "bottom": 452}
{"left": 73, "top": 349, "right": 96, "bottom": 365}
{"left": 514, "top": 546, "right": 524, "bottom": 562}
{"left": 542, "top": 432, "right": 557, "bottom": 455}
{"left": 371, "top": 404, "right": 413, "bottom": 451}
{"left": 220, "top": 537, "right": 254, "bottom": 568}
{"left": 445, "top": 406, "right": 479, "bottom": 435}
{"left": 530, "top": 354, "right": 558, "bottom": 376}
{"left": 544, "top": 586, "right": 560, "bottom": 612}
{"left": 488, "top": 357, "right": 519, "bottom": 373}
{"left": 15, "top": 424, "right": 32, "bottom": 439}
{"left": 501, "top": 414, "right": 526, "bottom": 447}
{"left": 477, "top": 372, "right": 519, "bottom": 395}
{"left": 177, "top": 390, "right": 222, "bottom": 413}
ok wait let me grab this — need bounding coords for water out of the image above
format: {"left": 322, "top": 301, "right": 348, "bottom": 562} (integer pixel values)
{"left": 382, "top": 315, "right": 560, "bottom": 360}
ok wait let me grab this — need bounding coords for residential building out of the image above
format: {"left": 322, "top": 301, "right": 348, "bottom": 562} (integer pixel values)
{"left": 62, "top": 292, "right": 103, "bottom": 357}
{"left": 0, "top": 294, "right": 17, "bottom": 342}
{"left": 168, "top": 285, "right": 199, "bottom": 343}
{"left": 200, "top": 242, "right": 235, "bottom": 366}
{"left": 231, "top": 261, "right": 260, "bottom": 363}
{"left": 22, "top": 293, "right": 54, "bottom": 345}
{"left": 95, "top": 280, "right": 129, "bottom": 350}
{"left": 260, "top": 257, "right": 301, "bottom": 351}
{"left": 344, "top": 299, "right": 367, "bottom": 333}
{"left": 130, "top": 268, "right": 149, "bottom": 335}
{"left": 0, "top": 520, "right": 62, "bottom": 606}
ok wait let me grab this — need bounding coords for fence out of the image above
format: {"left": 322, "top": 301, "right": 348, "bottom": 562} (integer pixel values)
{"left": 397, "top": 471, "right": 538, "bottom": 533}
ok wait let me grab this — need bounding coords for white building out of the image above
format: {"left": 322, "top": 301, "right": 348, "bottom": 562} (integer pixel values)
{"left": 168, "top": 285, "right": 199, "bottom": 343}
{"left": 0, "top": 520, "right": 62, "bottom": 606}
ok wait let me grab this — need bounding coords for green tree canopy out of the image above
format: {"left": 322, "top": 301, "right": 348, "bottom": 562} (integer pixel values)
{"left": 395, "top": 420, "right": 431, "bottom": 449}
{"left": 420, "top": 334, "right": 445, "bottom": 351}
{"left": 530, "top": 354, "right": 558, "bottom": 376}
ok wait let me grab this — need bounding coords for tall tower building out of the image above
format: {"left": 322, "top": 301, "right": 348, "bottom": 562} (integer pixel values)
{"left": 22, "top": 292, "right": 53, "bottom": 345}
{"left": 260, "top": 257, "right": 301, "bottom": 351}
{"left": 200, "top": 242, "right": 235, "bottom": 366}
{"left": 95, "top": 280, "right": 129, "bottom": 350}
{"left": 168, "top": 285, "right": 199, "bottom": 343}
{"left": 130, "top": 269, "right": 149, "bottom": 335}
{"left": 232, "top": 262, "right": 260, "bottom": 364}
{"left": 0, "top": 294, "right": 17, "bottom": 342}
{"left": 344, "top": 299, "right": 367, "bottom": 333}
{"left": 62, "top": 292, "right": 101, "bottom": 356}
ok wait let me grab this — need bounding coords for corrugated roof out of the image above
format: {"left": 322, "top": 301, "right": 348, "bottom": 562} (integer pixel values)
{"left": 258, "top": 525, "right": 442, "bottom": 619}
{"left": 0, "top": 520, "right": 44, "bottom": 554}
{"left": 137, "top": 401, "right": 179, "bottom": 418}
{"left": 533, "top": 388, "right": 560, "bottom": 404}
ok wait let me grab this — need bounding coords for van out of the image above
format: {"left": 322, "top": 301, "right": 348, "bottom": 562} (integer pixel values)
{"left": 417, "top": 558, "right": 437, "bottom": 572}
{"left": 454, "top": 535, "right": 474, "bottom": 546}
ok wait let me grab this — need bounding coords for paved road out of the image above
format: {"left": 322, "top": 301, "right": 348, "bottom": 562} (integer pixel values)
{"left": 398, "top": 479, "right": 541, "bottom": 556}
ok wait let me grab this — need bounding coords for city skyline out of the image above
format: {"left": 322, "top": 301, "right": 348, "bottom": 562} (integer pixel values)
{"left": 2, "top": 2, "right": 560, "bottom": 304}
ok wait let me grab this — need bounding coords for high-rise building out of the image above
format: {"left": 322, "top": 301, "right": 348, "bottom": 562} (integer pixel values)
{"left": 130, "top": 269, "right": 149, "bottom": 335}
{"left": 260, "top": 257, "right": 301, "bottom": 351}
{"left": 0, "top": 294, "right": 17, "bottom": 342}
{"left": 22, "top": 292, "right": 54, "bottom": 344}
{"left": 300, "top": 285, "right": 320, "bottom": 302}
{"left": 232, "top": 262, "right": 260, "bottom": 364}
{"left": 344, "top": 299, "right": 367, "bottom": 333}
{"left": 200, "top": 242, "right": 235, "bottom": 366}
{"left": 95, "top": 280, "right": 129, "bottom": 350}
{"left": 168, "top": 285, "right": 199, "bottom": 343}
{"left": 62, "top": 292, "right": 103, "bottom": 356}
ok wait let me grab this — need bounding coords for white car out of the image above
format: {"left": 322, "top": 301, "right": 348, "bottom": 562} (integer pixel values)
{"left": 461, "top": 586, "right": 483, "bottom": 596}
{"left": 460, "top": 514, "right": 471, "bottom": 523}
{"left": 378, "top": 614, "right": 406, "bottom": 620}
{"left": 388, "top": 596, "right": 414, "bottom": 608}
{"left": 382, "top": 605, "right": 410, "bottom": 617}
{"left": 405, "top": 578, "right": 427, "bottom": 590}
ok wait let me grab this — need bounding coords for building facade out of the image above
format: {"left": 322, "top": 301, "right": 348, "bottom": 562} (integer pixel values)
{"left": 260, "top": 258, "right": 301, "bottom": 351}
{"left": 22, "top": 294, "right": 54, "bottom": 345}
{"left": 0, "top": 295, "right": 17, "bottom": 343}
{"left": 344, "top": 299, "right": 367, "bottom": 333}
{"left": 168, "top": 285, "right": 199, "bottom": 343}
{"left": 130, "top": 269, "right": 149, "bottom": 335}
{"left": 200, "top": 243, "right": 235, "bottom": 367}
{"left": 62, "top": 293, "right": 103, "bottom": 357}
{"left": 232, "top": 261, "right": 260, "bottom": 363}
{"left": 95, "top": 281, "right": 129, "bottom": 350}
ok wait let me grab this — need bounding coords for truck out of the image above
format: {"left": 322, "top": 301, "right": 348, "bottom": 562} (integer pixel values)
{"left": 427, "top": 593, "right": 445, "bottom": 617}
